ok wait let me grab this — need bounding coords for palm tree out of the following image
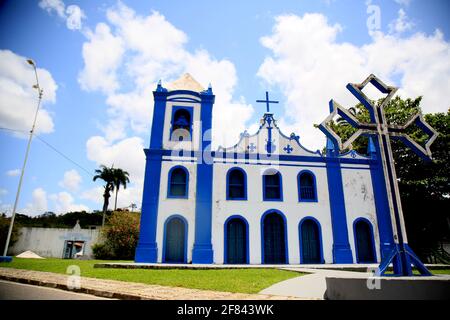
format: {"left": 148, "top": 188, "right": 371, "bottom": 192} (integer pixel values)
{"left": 93, "top": 165, "right": 115, "bottom": 227}
{"left": 112, "top": 168, "right": 130, "bottom": 211}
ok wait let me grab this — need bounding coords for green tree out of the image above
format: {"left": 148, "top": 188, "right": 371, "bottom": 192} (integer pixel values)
{"left": 329, "top": 96, "right": 450, "bottom": 260}
{"left": 92, "top": 211, "right": 140, "bottom": 260}
{"left": 1, "top": 214, "right": 20, "bottom": 254}
{"left": 112, "top": 168, "right": 130, "bottom": 211}
{"left": 93, "top": 165, "right": 116, "bottom": 227}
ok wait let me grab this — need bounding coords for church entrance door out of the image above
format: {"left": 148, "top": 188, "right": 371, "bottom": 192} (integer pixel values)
{"left": 263, "top": 212, "right": 287, "bottom": 264}
{"left": 225, "top": 218, "right": 247, "bottom": 264}
{"left": 164, "top": 217, "right": 186, "bottom": 263}
{"left": 355, "top": 220, "right": 376, "bottom": 263}
{"left": 301, "top": 219, "right": 321, "bottom": 264}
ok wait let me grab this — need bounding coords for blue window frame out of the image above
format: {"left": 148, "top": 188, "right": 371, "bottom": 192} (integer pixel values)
{"left": 262, "top": 169, "right": 283, "bottom": 201}
{"left": 170, "top": 106, "right": 193, "bottom": 141}
{"left": 167, "top": 166, "right": 189, "bottom": 198}
{"left": 226, "top": 167, "right": 247, "bottom": 200}
{"left": 298, "top": 170, "right": 317, "bottom": 202}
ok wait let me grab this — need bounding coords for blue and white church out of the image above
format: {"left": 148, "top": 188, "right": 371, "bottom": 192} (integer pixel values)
{"left": 135, "top": 73, "right": 395, "bottom": 265}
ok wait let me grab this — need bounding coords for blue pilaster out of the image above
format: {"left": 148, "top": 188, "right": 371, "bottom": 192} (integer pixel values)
{"left": 135, "top": 87, "right": 168, "bottom": 262}
{"left": 326, "top": 139, "right": 353, "bottom": 263}
{"left": 192, "top": 88, "right": 215, "bottom": 263}
{"left": 368, "top": 137, "right": 396, "bottom": 260}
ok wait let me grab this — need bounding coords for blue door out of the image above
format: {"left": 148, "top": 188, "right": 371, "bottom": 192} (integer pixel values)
{"left": 164, "top": 217, "right": 185, "bottom": 263}
{"left": 301, "top": 219, "right": 321, "bottom": 264}
{"left": 226, "top": 218, "right": 247, "bottom": 264}
{"left": 263, "top": 212, "right": 286, "bottom": 264}
{"left": 355, "top": 220, "right": 376, "bottom": 263}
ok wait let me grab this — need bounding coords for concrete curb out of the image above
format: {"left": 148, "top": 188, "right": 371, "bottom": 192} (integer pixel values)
{"left": 0, "top": 268, "right": 300, "bottom": 300}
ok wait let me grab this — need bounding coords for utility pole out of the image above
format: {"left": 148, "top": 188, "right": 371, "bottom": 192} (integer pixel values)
{"left": 1, "top": 59, "right": 43, "bottom": 260}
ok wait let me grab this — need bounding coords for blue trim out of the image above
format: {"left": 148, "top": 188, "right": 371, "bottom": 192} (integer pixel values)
{"left": 226, "top": 167, "right": 248, "bottom": 201}
{"left": 162, "top": 215, "right": 188, "bottom": 263}
{"left": 192, "top": 90, "right": 215, "bottom": 264}
{"left": 135, "top": 89, "right": 168, "bottom": 263}
{"left": 170, "top": 106, "right": 193, "bottom": 141}
{"left": 262, "top": 169, "right": 283, "bottom": 202}
{"left": 260, "top": 209, "right": 289, "bottom": 264}
{"left": 167, "top": 89, "right": 202, "bottom": 98}
{"left": 298, "top": 170, "right": 318, "bottom": 202}
{"left": 223, "top": 215, "right": 250, "bottom": 264}
{"left": 148, "top": 148, "right": 374, "bottom": 166}
{"left": 167, "top": 165, "right": 189, "bottom": 199}
{"left": 299, "top": 217, "right": 325, "bottom": 264}
{"left": 325, "top": 157, "right": 353, "bottom": 263}
{"left": 353, "top": 217, "right": 377, "bottom": 263}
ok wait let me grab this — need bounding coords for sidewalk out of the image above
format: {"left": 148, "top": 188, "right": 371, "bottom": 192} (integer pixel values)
{"left": 260, "top": 268, "right": 373, "bottom": 299}
{"left": 0, "top": 267, "right": 301, "bottom": 300}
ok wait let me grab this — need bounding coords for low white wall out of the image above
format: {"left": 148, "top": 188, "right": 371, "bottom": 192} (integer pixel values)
{"left": 9, "top": 227, "right": 101, "bottom": 259}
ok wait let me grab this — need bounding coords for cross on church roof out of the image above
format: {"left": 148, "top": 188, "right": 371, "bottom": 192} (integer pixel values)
{"left": 256, "top": 91, "right": 279, "bottom": 113}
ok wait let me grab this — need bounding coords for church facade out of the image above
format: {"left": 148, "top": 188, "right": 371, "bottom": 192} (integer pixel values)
{"left": 135, "top": 74, "right": 395, "bottom": 265}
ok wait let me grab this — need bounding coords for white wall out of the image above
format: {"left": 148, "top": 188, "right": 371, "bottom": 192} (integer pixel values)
{"left": 156, "top": 159, "right": 197, "bottom": 263}
{"left": 212, "top": 161, "right": 334, "bottom": 264}
{"left": 341, "top": 166, "right": 381, "bottom": 262}
{"left": 9, "top": 227, "right": 100, "bottom": 258}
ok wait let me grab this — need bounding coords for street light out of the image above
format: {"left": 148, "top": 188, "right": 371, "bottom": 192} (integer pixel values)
{"left": 1, "top": 58, "right": 43, "bottom": 260}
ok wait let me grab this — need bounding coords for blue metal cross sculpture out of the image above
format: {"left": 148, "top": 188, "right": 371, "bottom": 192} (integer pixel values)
{"left": 318, "top": 74, "right": 439, "bottom": 276}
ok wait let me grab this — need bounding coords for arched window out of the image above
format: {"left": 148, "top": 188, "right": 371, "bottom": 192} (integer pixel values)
{"left": 263, "top": 169, "right": 283, "bottom": 201}
{"left": 227, "top": 168, "right": 247, "bottom": 200}
{"left": 170, "top": 107, "right": 192, "bottom": 141}
{"left": 298, "top": 171, "right": 317, "bottom": 202}
{"left": 168, "top": 166, "right": 188, "bottom": 198}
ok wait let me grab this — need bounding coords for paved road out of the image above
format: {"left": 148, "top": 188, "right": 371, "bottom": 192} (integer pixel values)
{"left": 0, "top": 280, "right": 112, "bottom": 300}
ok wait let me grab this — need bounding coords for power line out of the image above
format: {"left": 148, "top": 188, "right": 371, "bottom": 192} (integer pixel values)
{"left": 0, "top": 126, "right": 93, "bottom": 178}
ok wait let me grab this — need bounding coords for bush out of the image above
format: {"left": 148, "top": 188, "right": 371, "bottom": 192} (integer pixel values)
{"left": 0, "top": 214, "right": 20, "bottom": 254}
{"left": 92, "top": 211, "right": 140, "bottom": 260}
{"left": 91, "top": 242, "right": 115, "bottom": 260}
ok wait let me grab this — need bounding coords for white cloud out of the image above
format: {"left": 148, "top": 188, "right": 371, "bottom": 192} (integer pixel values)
{"left": 394, "top": 0, "right": 411, "bottom": 6}
{"left": 50, "top": 191, "right": 89, "bottom": 213}
{"left": 59, "top": 169, "right": 82, "bottom": 192}
{"left": 20, "top": 187, "right": 48, "bottom": 216}
{"left": 66, "top": 5, "right": 86, "bottom": 30}
{"left": 0, "top": 188, "right": 7, "bottom": 197}
{"left": 81, "top": 184, "right": 141, "bottom": 211}
{"left": 39, "top": 0, "right": 65, "bottom": 18}
{"left": 0, "top": 50, "right": 57, "bottom": 135}
{"left": 78, "top": 2, "right": 253, "bottom": 148}
{"left": 389, "top": 9, "right": 414, "bottom": 34}
{"left": 39, "top": 0, "right": 86, "bottom": 31}
{"left": 257, "top": 13, "right": 450, "bottom": 150}
{"left": 6, "top": 169, "right": 21, "bottom": 177}
{"left": 78, "top": 23, "right": 124, "bottom": 94}
{"left": 86, "top": 136, "right": 145, "bottom": 184}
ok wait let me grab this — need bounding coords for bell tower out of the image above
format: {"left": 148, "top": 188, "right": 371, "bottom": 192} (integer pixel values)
{"left": 135, "top": 73, "right": 215, "bottom": 263}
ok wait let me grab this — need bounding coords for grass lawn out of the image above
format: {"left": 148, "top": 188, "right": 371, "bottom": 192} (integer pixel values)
{"left": 0, "top": 258, "right": 303, "bottom": 294}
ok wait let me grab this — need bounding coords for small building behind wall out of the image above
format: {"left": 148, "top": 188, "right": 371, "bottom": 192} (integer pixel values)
{"left": 9, "top": 221, "right": 100, "bottom": 259}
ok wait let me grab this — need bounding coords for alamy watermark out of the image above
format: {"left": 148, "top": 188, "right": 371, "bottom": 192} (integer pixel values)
{"left": 66, "top": 265, "right": 81, "bottom": 290}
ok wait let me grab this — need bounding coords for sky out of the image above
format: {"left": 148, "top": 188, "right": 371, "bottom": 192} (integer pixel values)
{"left": 0, "top": 0, "right": 449, "bottom": 216}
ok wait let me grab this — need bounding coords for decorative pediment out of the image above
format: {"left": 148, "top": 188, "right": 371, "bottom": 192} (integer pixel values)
{"left": 217, "top": 113, "right": 322, "bottom": 157}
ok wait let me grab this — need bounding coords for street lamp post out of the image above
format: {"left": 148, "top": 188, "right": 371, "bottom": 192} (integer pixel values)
{"left": 1, "top": 59, "right": 43, "bottom": 260}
